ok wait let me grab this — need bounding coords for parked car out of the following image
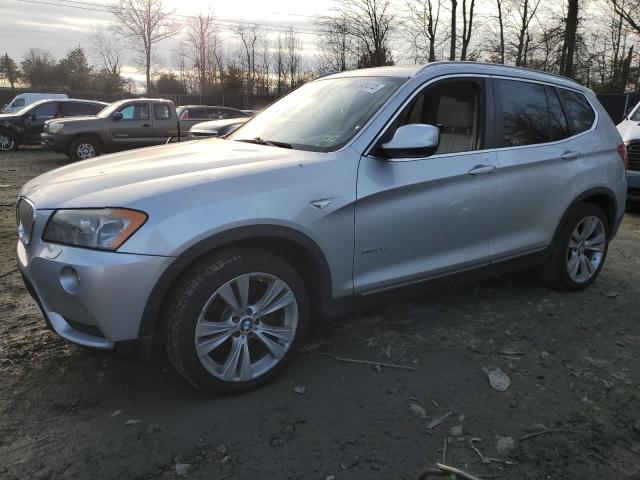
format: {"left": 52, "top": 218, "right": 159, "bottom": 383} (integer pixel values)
{"left": 41, "top": 98, "right": 182, "bottom": 161}
{"left": 0, "top": 98, "right": 107, "bottom": 152}
{"left": 177, "top": 105, "right": 250, "bottom": 132}
{"left": 188, "top": 118, "right": 249, "bottom": 140}
{"left": 1, "top": 92, "right": 68, "bottom": 113}
{"left": 616, "top": 101, "right": 640, "bottom": 201}
{"left": 17, "top": 62, "right": 627, "bottom": 393}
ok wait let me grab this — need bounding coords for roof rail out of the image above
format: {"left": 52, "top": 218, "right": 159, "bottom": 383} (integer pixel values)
{"left": 415, "top": 61, "right": 581, "bottom": 85}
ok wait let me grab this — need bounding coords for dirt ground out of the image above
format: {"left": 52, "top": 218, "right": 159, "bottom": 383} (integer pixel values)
{"left": 1, "top": 147, "right": 640, "bottom": 480}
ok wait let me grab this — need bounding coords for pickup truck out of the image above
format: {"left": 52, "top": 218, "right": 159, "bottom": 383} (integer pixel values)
{"left": 41, "top": 98, "right": 182, "bottom": 161}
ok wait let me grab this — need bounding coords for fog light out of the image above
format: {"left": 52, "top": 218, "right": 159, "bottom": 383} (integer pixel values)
{"left": 60, "top": 266, "right": 80, "bottom": 294}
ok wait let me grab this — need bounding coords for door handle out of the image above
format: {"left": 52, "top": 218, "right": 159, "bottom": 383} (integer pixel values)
{"left": 142, "top": 123, "right": 151, "bottom": 128}
{"left": 468, "top": 164, "right": 497, "bottom": 175}
{"left": 561, "top": 151, "right": 581, "bottom": 160}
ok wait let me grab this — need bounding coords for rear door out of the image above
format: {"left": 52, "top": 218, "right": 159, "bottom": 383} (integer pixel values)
{"left": 152, "top": 103, "right": 178, "bottom": 144}
{"left": 491, "top": 78, "right": 596, "bottom": 258}
{"left": 109, "top": 102, "right": 153, "bottom": 147}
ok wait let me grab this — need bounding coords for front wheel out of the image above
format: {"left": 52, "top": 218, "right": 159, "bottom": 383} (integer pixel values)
{"left": 69, "top": 137, "right": 100, "bottom": 161}
{"left": 0, "top": 130, "right": 18, "bottom": 151}
{"left": 538, "top": 203, "right": 609, "bottom": 291}
{"left": 164, "top": 249, "right": 310, "bottom": 393}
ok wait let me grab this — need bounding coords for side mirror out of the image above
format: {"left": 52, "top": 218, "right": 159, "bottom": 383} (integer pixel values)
{"left": 379, "top": 124, "right": 440, "bottom": 159}
{"left": 112, "top": 112, "right": 123, "bottom": 121}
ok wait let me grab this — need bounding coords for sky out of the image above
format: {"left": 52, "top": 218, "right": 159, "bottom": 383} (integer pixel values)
{"left": 1, "top": 0, "right": 337, "bottom": 85}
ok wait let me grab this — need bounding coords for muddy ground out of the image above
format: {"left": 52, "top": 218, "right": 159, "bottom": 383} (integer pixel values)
{"left": 1, "top": 147, "right": 639, "bottom": 480}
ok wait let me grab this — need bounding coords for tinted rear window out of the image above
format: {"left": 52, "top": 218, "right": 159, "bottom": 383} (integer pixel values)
{"left": 557, "top": 89, "right": 595, "bottom": 134}
{"left": 63, "top": 102, "right": 102, "bottom": 116}
{"left": 497, "top": 79, "right": 550, "bottom": 147}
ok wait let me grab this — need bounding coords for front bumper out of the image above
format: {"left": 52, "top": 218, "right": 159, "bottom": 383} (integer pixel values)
{"left": 17, "top": 208, "right": 173, "bottom": 350}
{"left": 40, "top": 132, "right": 70, "bottom": 152}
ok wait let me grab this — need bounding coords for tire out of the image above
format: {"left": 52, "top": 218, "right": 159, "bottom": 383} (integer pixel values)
{"left": 69, "top": 136, "right": 100, "bottom": 161}
{"left": 0, "top": 130, "right": 18, "bottom": 152}
{"left": 538, "top": 203, "right": 609, "bottom": 291}
{"left": 164, "top": 248, "right": 310, "bottom": 394}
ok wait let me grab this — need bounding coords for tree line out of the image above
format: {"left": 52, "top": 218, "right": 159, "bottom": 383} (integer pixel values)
{"left": 2, "top": 0, "right": 640, "bottom": 96}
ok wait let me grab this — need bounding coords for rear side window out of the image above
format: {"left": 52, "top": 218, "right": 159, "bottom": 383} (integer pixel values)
{"left": 546, "top": 87, "right": 570, "bottom": 141}
{"left": 154, "top": 104, "right": 172, "bottom": 120}
{"left": 119, "top": 103, "right": 149, "bottom": 120}
{"left": 557, "top": 89, "right": 595, "bottom": 134}
{"left": 188, "top": 108, "right": 205, "bottom": 119}
{"left": 497, "top": 79, "right": 572, "bottom": 147}
{"left": 63, "top": 102, "right": 102, "bottom": 116}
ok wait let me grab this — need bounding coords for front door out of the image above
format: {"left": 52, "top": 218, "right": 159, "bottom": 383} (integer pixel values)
{"left": 109, "top": 102, "right": 152, "bottom": 148}
{"left": 354, "top": 78, "right": 498, "bottom": 294}
{"left": 24, "top": 101, "right": 59, "bottom": 141}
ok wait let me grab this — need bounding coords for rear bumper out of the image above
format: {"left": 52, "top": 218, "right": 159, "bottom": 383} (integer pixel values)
{"left": 17, "top": 214, "right": 173, "bottom": 351}
{"left": 40, "top": 132, "right": 69, "bottom": 152}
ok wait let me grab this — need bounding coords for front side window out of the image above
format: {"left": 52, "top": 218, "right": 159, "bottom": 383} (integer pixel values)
{"left": 32, "top": 102, "right": 58, "bottom": 119}
{"left": 230, "top": 76, "right": 406, "bottom": 152}
{"left": 384, "top": 79, "right": 484, "bottom": 155}
{"left": 119, "top": 103, "right": 149, "bottom": 121}
{"left": 558, "top": 89, "right": 595, "bottom": 134}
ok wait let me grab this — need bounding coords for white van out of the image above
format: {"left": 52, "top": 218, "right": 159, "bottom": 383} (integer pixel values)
{"left": 1, "top": 93, "right": 68, "bottom": 113}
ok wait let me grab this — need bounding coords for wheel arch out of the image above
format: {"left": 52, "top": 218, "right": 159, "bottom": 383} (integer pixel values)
{"left": 69, "top": 132, "right": 103, "bottom": 153}
{"left": 552, "top": 187, "right": 618, "bottom": 247}
{"left": 137, "top": 224, "right": 335, "bottom": 355}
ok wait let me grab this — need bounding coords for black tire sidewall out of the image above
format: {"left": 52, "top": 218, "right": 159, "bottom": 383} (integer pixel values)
{"left": 165, "top": 250, "right": 310, "bottom": 394}
{"left": 553, "top": 203, "right": 609, "bottom": 290}
{"left": 0, "top": 130, "right": 18, "bottom": 151}
{"left": 69, "top": 137, "right": 99, "bottom": 161}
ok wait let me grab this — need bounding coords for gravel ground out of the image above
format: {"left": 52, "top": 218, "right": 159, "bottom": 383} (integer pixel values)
{"left": 1, "top": 147, "right": 640, "bottom": 480}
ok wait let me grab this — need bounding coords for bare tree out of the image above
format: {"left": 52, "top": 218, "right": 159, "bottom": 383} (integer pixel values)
{"left": 90, "top": 27, "right": 123, "bottom": 77}
{"left": 507, "top": 0, "right": 542, "bottom": 67}
{"left": 319, "top": 14, "right": 357, "bottom": 71}
{"left": 460, "top": 0, "right": 476, "bottom": 60}
{"left": 185, "top": 11, "right": 217, "bottom": 96}
{"left": 335, "top": 0, "right": 395, "bottom": 67}
{"left": 449, "top": 0, "right": 457, "bottom": 60}
{"left": 233, "top": 25, "right": 263, "bottom": 95}
{"left": 559, "top": 0, "right": 579, "bottom": 78}
{"left": 284, "top": 28, "right": 303, "bottom": 89}
{"left": 404, "top": 0, "right": 442, "bottom": 63}
{"left": 111, "top": 0, "right": 178, "bottom": 93}
{"left": 274, "top": 33, "right": 287, "bottom": 95}
{"left": 495, "top": 0, "right": 506, "bottom": 63}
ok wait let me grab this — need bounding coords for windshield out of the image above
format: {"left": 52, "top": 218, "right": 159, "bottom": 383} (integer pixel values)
{"left": 97, "top": 100, "right": 129, "bottom": 118}
{"left": 13, "top": 100, "right": 47, "bottom": 116}
{"left": 230, "top": 76, "right": 406, "bottom": 152}
{"left": 631, "top": 105, "right": 640, "bottom": 121}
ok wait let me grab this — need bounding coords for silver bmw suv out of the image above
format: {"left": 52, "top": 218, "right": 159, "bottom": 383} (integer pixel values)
{"left": 17, "top": 62, "right": 628, "bottom": 393}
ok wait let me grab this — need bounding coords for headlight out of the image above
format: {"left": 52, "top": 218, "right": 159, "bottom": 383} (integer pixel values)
{"left": 42, "top": 208, "right": 147, "bottom": 250}
{"left": 48, "top": 123, "right": 64, "bottom": 134}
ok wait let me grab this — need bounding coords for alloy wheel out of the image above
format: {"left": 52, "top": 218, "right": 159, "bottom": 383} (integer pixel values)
{"left": 566, "top": 215, "right": 606, "bottom": 283}
{"left": 0, "top": 134, "right": 15, "bottom": 151}
{"left": 194, "top": 272, "right": 298, "bottom": 382}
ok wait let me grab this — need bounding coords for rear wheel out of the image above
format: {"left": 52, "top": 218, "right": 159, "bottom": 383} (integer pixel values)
{"left": 538, "top": 203, "right": 609, "bottom": 291}
{"left": 69, "top": 137, "right": 100, "bottom": 161}
{"left": 0, "top": 130, "right": 18, "bottom": 151}
{"left": 164, "top": 249, "right": 310, "bottom": 393}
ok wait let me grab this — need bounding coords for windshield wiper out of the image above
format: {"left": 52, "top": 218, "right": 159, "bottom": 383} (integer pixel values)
{"left": 236, "top": 137, "right": 293, "bottom": 149}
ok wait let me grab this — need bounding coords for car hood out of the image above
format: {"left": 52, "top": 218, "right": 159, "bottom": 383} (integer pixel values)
{"left": 617, "top": 119, "right": 640, "bottom": 142}
{"left": 21, "top": 138, "right": 320, "bottom": 209}
{"left": 190, "top": 118, "right": 247, "bottom": 132}
{"left": 0, "top": 112, "right": 21, "bottom": 123}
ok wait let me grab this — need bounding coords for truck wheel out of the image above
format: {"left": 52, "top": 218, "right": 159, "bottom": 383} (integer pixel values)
{"left": 69, "top": 137, "right": 100, "bottom": 161}
{"left": 0, "top": 130, "right": 18, "bottom": 152}
{"left": 538, "top": 203, "right": 609, "bottom": 291}
{"left": 164, "top": 248, "right": 310, "bottom": 394}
